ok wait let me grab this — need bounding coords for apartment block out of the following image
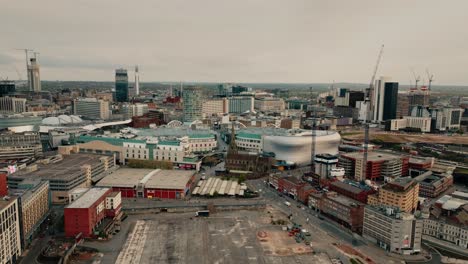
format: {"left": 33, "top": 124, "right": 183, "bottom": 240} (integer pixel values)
{"left": 363, "top": 206, "right": 422, "bottom": 254}
{"left": 0, "top": 197, "right": 22, "bottom": 264}
{"left": 10, "top": 179, "right": 50, "bottom": 248}
{"left": 368, "top": 177, "right": 419, "bottom": 213}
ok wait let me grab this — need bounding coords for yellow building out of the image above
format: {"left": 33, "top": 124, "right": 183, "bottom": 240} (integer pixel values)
{"left": 13, "top": 179, "right": 50, "bottom": 247}
{"left": 369, "top": 177, "right": 419, "bottom": 213}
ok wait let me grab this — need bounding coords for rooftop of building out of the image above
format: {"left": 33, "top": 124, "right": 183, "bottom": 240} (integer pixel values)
{"left": 9, "top": 154, "right": 107, "bottom": 181}
{"left": 236, "top": 127, "right": 338, "bottom": 137}
{"left": 0, "top": 196, "right": 18, "bottom": 211}
{"left": 107, "top": 191, "right": 120, "bottom": 198}
{"left": 330, "top": 181, "right": 367, "bottom": 195}
{"left": 342, "top": 151, "right": 401, "bottom": 161}
{"left": 325, "top": 192, "right": 364, "bottom": 207}
{"left": 281, "top": 176, "right": 304, "bottom": 185}
{"left": 365, "top": 205, "right": 415, "bottom": 220}
{"left": 66, "top": 188, "right": 110, "bottom": 209}
{"left": 382, "top": 177, "right": 417, "bottom": 193}
{"left": 96, "top": 168, "right": 155, "bottom": 188}
{"left": 96, "top": 168, "right": 194, "bottom": 190}
{"left": 145, "top": 170, "right": 194, "bottom": 190}
{"left": 8, "top": 179, "right": 48, "bottom": 202}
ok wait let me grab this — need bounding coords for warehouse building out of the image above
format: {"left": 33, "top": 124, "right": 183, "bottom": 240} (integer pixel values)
{"left": 64, "top": 188, "right": 122, "bottom": 238}
{"left": 96, "top": 168, "right": 195, "bottom": 199}
{"left": 8, "top": 154, "right": 115, "bottom": 204}
{"left": 363, "top": 206, "right": 422, "bottom": 255}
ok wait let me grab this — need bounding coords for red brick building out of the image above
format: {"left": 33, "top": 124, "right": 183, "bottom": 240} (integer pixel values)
{"left": 329, "top": 180, "right": 376, "bottom": 203}
{"left": 314, "top": 192, "right": 365, "bottom": 233}
{"left": 64, "top": 188, "right": 122, "bottom": 238}
{"left": 0, "top": 173, "right": 7, "bottom": 196}
{"left": 278, "top": 177, "right": 306, "bottom": 199}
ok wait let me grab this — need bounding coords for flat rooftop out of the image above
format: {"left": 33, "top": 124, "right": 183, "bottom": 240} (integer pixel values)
{"left": 0, "top": 196, "right": 17, "bottom": 210}
{"left": 239, "top": 127, "right": 338, "bottom": 137}
{"left": 66, "top": 188, "right": 110, "bottom": 209}
{"left": 326, "top": 192, "right": 363, "bottom": 207}
{"left": 145, "top": 170, "right": 194, "bottom": 190}
{"left": 342, "top": 151, "right": 401, "bottom": 161}
{"left": 96, "top": 168, "right": 194, "bottom": 190}
{"left": 10, "top": 154, "right": 106, "bottom": 181}
{"left": 96, "top": 168, "right": 155, "bottom": 188}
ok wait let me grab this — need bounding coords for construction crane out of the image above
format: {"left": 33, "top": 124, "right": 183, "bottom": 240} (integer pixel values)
{"left": 412, "top": 70, "right": 421, "bottom": 90}
{"left": 362, "top": 44, "right": 384, "bottom": 182}
{"left": 426, "top": 69, "right": 434, "bottom": 91}
{"left": 15, "top": 48, "right": 33, "bottom": 87}
{"left": 310, "top": 86, "right": 316, "bottom": 176}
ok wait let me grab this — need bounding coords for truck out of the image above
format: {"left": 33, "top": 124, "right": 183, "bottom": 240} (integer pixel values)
{"left": 284, "top": 201, "right": 291, "bottom": 207}
{"left": 195, "top": 210, "right": 210, "bottom": 217}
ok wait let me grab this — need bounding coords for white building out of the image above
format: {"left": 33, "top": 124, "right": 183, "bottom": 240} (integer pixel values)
{"left": 0, "top": 197, "right": 22, "bottom": 264}
{"left": 254, "top": 98, "right": 285, "bottom": 111}
{"left": 423, "top": 219, "right": 468, "bottom": 249}
{"left": 0, "top": 96, "right": 26, "bottom": 113}
{"left": 363, "top": 206, "right": 422, "bottom": 255}
{"left": 123, "top": 141, "right": 150, "bottom": 160}
{"left": 372, "top": 76, "right": 392, "bottom": 122}
{"left": 432, "top": 107, "right": 463, "bottom": 131}
{"left": 390, "top": 117, "right": 432, "bottom": 133}
{"left": 187, "top": 134, "right": 217, "bottom": 153}
{"left": 73, "top": 98, "right": 110, "bottom": 120}
{"left": 202, "top": 98, "right": 228, "bottom": 117}
{"left": 122, "top": 103, "right": 149, "bottom": 119}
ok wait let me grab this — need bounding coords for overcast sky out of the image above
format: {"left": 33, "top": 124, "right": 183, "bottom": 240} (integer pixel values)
{"left": 1, "top": 0, "right": 467, "bottom": 84}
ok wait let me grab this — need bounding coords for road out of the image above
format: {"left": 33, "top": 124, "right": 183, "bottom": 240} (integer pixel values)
{"left": 247, "top": 179, "right": 408, "bottom": 264}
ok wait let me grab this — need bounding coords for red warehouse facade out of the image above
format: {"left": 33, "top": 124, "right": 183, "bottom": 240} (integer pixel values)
{"left": 64, "top": 188, "right": 122, "bottom": 238}
{"left": 96, "top": 168, "right": 195, "bottom": 199}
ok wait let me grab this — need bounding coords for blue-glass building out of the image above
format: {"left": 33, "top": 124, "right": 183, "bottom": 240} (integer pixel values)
{"left": 115, "top": 69, "right": 128, "bottom": 102}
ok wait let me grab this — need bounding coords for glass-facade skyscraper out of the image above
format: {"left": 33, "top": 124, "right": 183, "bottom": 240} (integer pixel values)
{"left": 115, "top": 69, "right": 129, "bottom": 102}
{"left": 183, "top": 86, "right": 203, "bottom": 122}
{"left": 0, "top": 80, "right": 15, "bottom": 97}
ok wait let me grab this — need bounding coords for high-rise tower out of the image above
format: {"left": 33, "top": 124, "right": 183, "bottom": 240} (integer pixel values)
{"left": 182, "top": 86, "right": 202, "bottom": 122}
{"left": 28, "top": 58, "right": 41, "bottom": 92}
{"left": 372, "top": 76, "right": 398, "bottom": 122}
{"left": 115, "top": 69, "right": 129, "bottom": 102}
{"left": 135, "top": 65, "right": 140, "bottom": 96}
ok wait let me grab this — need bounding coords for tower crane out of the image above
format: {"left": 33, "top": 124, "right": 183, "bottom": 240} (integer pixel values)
{"left": 362, "top": 44, "right": 384, "bottom": 182}
{"left": 15, "top": 48, "right": 33, "bottom": 87}
{"left": 412, "top": 70, "right": 421, "bottom": 90}
{"left": 426, "top": 69, "right": 434, "bottom": 91}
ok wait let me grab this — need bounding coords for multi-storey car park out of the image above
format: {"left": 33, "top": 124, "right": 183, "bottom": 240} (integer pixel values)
{"left": 8, "top": 153, "right": 115, "bottom": 204}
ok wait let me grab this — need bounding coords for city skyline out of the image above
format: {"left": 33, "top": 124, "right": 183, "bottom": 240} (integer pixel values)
{"left": 0, "top": 0, "right": 467, "bottom": 84}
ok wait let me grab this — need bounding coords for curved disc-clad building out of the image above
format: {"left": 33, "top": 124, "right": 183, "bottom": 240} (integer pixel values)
{"left": 237, "top": 128, "right": 341, "bottom": 166}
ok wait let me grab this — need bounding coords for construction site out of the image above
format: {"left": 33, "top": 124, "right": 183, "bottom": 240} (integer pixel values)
{"left": 110, "top": 208, "right": 338, "bottom": 264}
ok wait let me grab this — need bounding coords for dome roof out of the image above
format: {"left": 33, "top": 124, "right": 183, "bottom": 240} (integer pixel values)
{"left": 42, "top": 115, "right": 83, "bottom": 125}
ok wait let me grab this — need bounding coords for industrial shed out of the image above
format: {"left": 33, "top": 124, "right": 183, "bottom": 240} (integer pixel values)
{"left": 96, "top": 168, "right": 195, "bottom": 199}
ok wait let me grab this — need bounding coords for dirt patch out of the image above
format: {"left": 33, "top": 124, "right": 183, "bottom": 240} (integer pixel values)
{"left": 334, "top": 243, "right": 375, "bottom": 264}
{"left": 257, "top": 227, "right": 313, "bottom": 256}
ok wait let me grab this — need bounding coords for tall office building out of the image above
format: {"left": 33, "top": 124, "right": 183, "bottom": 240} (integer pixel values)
{"left": 372, "top": 77, "right": 398, "bottom": 122}
{"left": 0, "top": 80, "right": 15, "bottom": 97}
{"left": 382, "top": 82, "right": 399, "bottom": 121}
{"left": 183, "top": 86, "right": 203, "bottom": 122}
{"left": 135, "top": 66, "right": 140, "bottom": 96}
{"left": 28, "top": 58, "right": 41, "bottom": 92}
{"left": 115, "top": 69, "right": 129, "bottom": 102}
